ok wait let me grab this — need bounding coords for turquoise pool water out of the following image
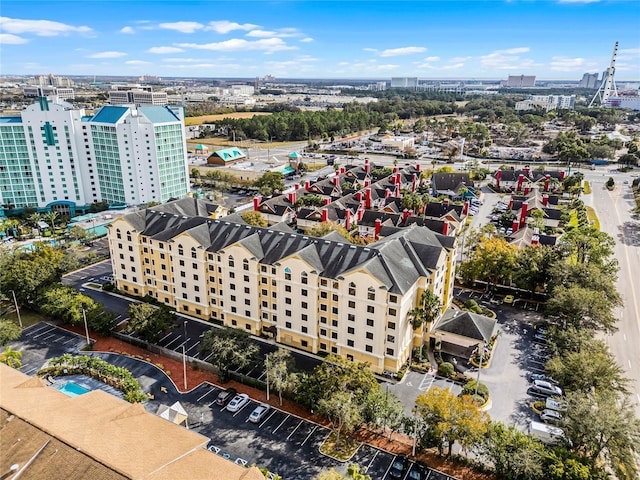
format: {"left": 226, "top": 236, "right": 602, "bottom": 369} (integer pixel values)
{"left": 57, "top": 381, "right": 91, "bottom": 397}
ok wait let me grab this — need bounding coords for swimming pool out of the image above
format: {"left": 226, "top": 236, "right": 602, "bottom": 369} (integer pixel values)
{"left": 57, "top": 381, "right": 91, "bottom": 397}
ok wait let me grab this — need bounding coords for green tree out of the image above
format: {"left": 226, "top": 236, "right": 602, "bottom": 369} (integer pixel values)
{"left": 42, "top": 211, "right": 60, "bottom": 232}
{"left": 408, "top": 290, "right": 441, "bottom": 359}
{"left": 512, "top": 245, "right": 558, "bottom": 294}
{"left": 545, "top": 285, "right": 619, "bottom": 333}
{"left": 254, "top": 171, "right": 285, "bottom": 197}
{"left": 561, "top": 390, "right": 640, "bottom": 473}
{"left": 361, "top": 387, "right": 406, "bottom": 440}
{"left": 475, "top": 421, "right": 546, "bottom": 480}
{"left": 68, "top": 225, "right": 88, "bottom": 242}
{"left": 295, "top": 354, "right": 380, "bottom": 410}
{"left": 546, "top": 343, "right": 629, "bottom": 395}
{"left": 459, "top": 236, "right": 518, "bottom": 290}
{"left": 126, "top": 304, "right": 176, "bottom": 343}
{"left": 561, "top": 227, "right": 616, "bottom": 270}
{"left": 318, "top": 390, "right": 362, "bottom": 451}
{"left": 266, "top": 348, "right": 297, "bottom": 406}
{"left": 414, "top": 386, "right": 488, "bottom": 456}
{"left": 0, "top": 319, "right": 22, "bottom": 346}
{"left": 199, "top": 327, "right": 259, "bottom": 381}
{"left": 241, "top": 210, "right": 268, "bottom": 227}
{"left": 0, "top": 345, "right": 23, "bottom": 368}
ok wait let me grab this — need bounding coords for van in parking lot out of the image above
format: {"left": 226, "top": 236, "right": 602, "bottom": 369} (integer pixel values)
{"left": 529, "top": 421, "right": 567, "bottom": 445}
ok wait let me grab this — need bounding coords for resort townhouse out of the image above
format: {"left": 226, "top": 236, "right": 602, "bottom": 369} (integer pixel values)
{"left": 108, "top": 198, "right": 457, "bottom": 373}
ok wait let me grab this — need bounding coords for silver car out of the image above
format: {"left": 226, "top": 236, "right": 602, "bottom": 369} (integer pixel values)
{"left": 540, "top": 409, "right": 563, "bottom": 425}
{"left": 248, "top": 403, "right": 270, "bottom": 423}
{"left": 226, "top": 393, "right": 250, "bottom": 413}
{"left": 531, "top": 380, "right": 563, "bottom": 397}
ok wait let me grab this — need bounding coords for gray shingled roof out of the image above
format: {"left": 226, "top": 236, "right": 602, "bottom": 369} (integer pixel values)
{"left": 122, "top": 201, "right": 454, "bottom": 294}
{"left": 434, "top": 309, "right": 496, "bottom": 342}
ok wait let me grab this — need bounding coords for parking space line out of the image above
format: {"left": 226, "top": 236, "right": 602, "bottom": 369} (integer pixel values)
{"left": 286, "top": 420, "right": 303, "bottom": 441}
{"left": 272, "top": 415, "right": 290, "bottom": 434}
{"left": 186, "top": 342, "right": 199, "bottom": 355}
{"left": 158, "top": 331, "right": 173, "bottom": 343}
{"left": 24, "top": 366, "right": 40, "bottom": 375}
{"left": 202, "top": 352, "right": 214, "bottom": 362}
{"left": 259, "top": 410, "right": 278, "bottom": 428}
{"left": 232, "top": 401, "right": 253, "bottom": 417}
{"left": 164, "top": 335, "right": 183, "bottom": 349}
{"left": 197, "top": 387, "right": 216, "bottom": 402}
{"left": 33, "top": 327, "right": 56, "bottom": 339}
{"left": 382, "top": 455, "right": 396, "bottom": 479}
{"left": 42, "top": 334, "right": 57, "bottom": 341}
{"left": 27, "top": 324, "right": 50, "bottom": 336}
{"left": 256, "top": 370, "right": 266, "bottom": 381}
{"left": 300, "top": 425, "right": 317, "bottom": 446}
{"left": 62, "top": 337, "right": 78, "bottom": 345}
{"left": 364, "top": 449, "right": 379, "bottom": 473}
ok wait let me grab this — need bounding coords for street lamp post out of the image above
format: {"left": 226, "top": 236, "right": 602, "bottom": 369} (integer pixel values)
{"left": 475, "top": 341, "right": 485, "bottom": 397}
{"left": 81, "top": 308, "right": 90, "bottom": 346}
{"left": 411, "top": 407, "right": 418, "bottom": 457}
{"left": 265, "top": 353, "right": 270, "bottom": 401}
{"left": 11, "top": 290, "right": 22, "bottom": 328}
{"left": 183, "top": 321, "right": 188, "bottom": 390}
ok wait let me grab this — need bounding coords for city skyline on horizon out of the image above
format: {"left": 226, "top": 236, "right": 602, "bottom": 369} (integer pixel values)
{"left": 1, "top": 1, "right": 639, "bottom": 81}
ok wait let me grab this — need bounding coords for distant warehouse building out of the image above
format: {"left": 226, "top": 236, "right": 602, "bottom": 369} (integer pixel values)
{"left": 505, "top": 75, "right": 536, "bottom": 88}
{"left": 516, "top": 95, "right": 575, "bottom": 111}
{"left": 391, "top": 77, "right": 419, "bottom": 89}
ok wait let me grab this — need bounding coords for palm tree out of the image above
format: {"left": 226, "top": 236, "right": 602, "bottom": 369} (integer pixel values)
{"left": 43, "top": 211, "right": 59, "bottom": 232}
{"left": 0, "top": 346, "right": 23, "bottom": 369}
{"left": 408, "top": 290, "right": 442, "bottom": 360}
{"left": 27, "top": 213, "right": 42, "bottom": 229}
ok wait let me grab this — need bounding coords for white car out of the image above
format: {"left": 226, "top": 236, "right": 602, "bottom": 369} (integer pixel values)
{"left": 226, "top": 393, "right": 250, "bottom": 412}
{"left": 531, "top": 380, "right": 563, "bottom": 397}
{"left": 248, "top": 403, "right": 270, "bottom": 423}
{"left": 540, "top": 409, "right": 563, "bottom": 425}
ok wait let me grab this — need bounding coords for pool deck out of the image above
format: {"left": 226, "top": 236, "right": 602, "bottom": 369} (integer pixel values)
{"left": 50, "top": 374, "right": 124, "bottom": 400}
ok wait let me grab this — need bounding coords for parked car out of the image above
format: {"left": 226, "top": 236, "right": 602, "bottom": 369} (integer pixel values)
{"left": 503, "top": 295, "right": 514, "bottom": 304}
{"left": 540, "top": 409, "right": 563, "bottom": 425}
{"left": 546, "top": 398, "right": 568, "bottom": 412}
{"left": 529, "top": 374, "right": 559, "bottom": 385}
{"left": 389, "top": 455, "right": 409, "bottom": 479}
{"left": 215, "top": 388, "right": 237, "bottom": 406}
{"left": 248, "top": 403, "right": 270, "bottom": 423}
{"left": 226, "top": 393, "right": 250, "bottom": 412}
{"left": 407, "top": 466, "right": 423, "bottom": 480}
{"left": 531, "top": 380, "right": 563, "bottom": 397}
{"left": 533, "top": 331, "right": 547, "bottom": 343}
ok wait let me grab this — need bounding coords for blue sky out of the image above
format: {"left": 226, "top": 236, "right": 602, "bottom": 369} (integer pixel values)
{"left": 1, "top": 0, "right": 639, "bottom": 80}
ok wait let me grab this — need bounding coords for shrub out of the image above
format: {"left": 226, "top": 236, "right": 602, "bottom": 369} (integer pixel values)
{"left": 438, "top": 362, "right": 455, "bottom": 378}
{"left": 462, "top": 380, "right": 489, "bottom": 401}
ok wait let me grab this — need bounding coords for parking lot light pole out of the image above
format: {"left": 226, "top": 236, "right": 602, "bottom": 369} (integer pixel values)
{"left": 265, "top": 353, "right": 270, "bottom": 402}
{"left": 475, "top": 341, "right": 484, "bottom": 397}
{"left": 81, "top": 308, "right": 90, "bottom": 346}
{"left": 11, "top": 290, "right": 22, "bottom": 328}
{"left": 411, "top": 407, "right": 418, "bottom": 457}
{"left": 183, "top": 321, "right": 188, "bottom": 390}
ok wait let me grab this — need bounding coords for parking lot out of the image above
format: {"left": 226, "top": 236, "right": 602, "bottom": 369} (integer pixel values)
{"left": 183, "top": 381, "right": 456, "bottom": 479}
{"left": 10, "top": 322, "right": 89, "bottom": 376}
{"left": 62, "top": 258, "right": 113, "bottom": 288}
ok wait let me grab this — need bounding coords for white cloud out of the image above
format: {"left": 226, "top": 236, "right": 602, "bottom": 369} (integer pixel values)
{"left": 147, "top": 46, "right": 184, "bottom": 54}
{"left": 88, "top": 51, "right": 127, "bottom": 59}
{"left": 549, "top": 56, "right": 590, "bottom": 71}
{"left": 450, "top": 56, "right": 472, "bottom": 63}
{"left": 246, "top": 28, "right": 302, "bottom": 39}
{"left": 119, "top": 26, "right": 135, "bottom": 34}
{"left": 300, "top": 37, "right": 313, "bottom": 43}
{"left": 206, "top": 21, "right": 258, "bottom": 34}
{"left": 0, "top": 16, "right": 92, "bottom": 36}
{"left": 125, "top": 60, "right": 151, "bottom": 65}
{"left": 379, "top": 46, "right": 426, "bottom": 57}
{"left": 161, "top": 57, "right": 199, "bottom": 63}
{"left": 423, "top": 56, "right": 440, "bottom": 62}
{"left": 177, "top": 38, "right": 297, "bottom": 53}
{"left": 0, "top": 33, "right": 28, "bottom": 44}
{"left": 158, "top": 21, "right": 204, "bottom": 33}
{"left": 481, "top": 47, "right": 533, "bottom": 69}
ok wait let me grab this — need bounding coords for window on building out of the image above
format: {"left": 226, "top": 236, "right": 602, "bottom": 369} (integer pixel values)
{"left": 301, "top": 326, "right": 308, "bottom": 334}
{"left": 348, "top": 314, "right": 355, "bottom": 322}
{"left": 285, "top": 285, "right": 292, "bottom": 293}
{"left": 387, "top": 335, "right": 395, "bottom": 343}
{"left": 386, "top": 348, "right": 394, "bottom": 356}
{"left": 301, "top": 289, "right": 307, "bottom": 297}
{"left": 243, "top": 259, "right": 249, "bottom": 271}
{"left": 347, "top": 327, "right": 355, "bottom": 334}
{"left": 366, "top": 332, "right": 373, "bottom": 340}
{"left": 301, "top": 272, "right": 308, "bottom": 284}
{"left": 284, "top": 267, "right": 291, "bottom": 281}
{"left": 367, "top": 287, "right": 375, "bottom": 301}
{"left": 389, "top": 295, "right": 398, "bottom": 303}
{"left": 367, "top": 305, "right": 375, "bottom": 314}
{"left": 389, "top": 308, "right": 397, "bottom": 316}
{"left": 347, "top": 340, "right": 354, "bottom": 347}
{"left": 348, "top": 301, "right": 355, "bottom": 308}
{"left": 348, "top": 282, "right": 356, "bottom": 296}
{"left": 228, "top": 256, "right": 234, "bottom": 268}
{"left": 320, "top": 291, "right": 328, "bottom": 299}
{"left": 285, "top": 321, "right": 292, "bottom": 329}
{"left": 388, "top": 322, "right": 396, "bottom": 330}
{"left": 331, "top": 332, "right": 338, "bottom": 339}
{"left": 285, "top": 310, "right": 291, "bottom": 317}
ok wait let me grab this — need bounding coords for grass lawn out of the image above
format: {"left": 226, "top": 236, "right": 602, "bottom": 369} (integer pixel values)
{"left": 586, "top": 206, "right": 600, "bottom": 230}
{"left": 319, "top": 431, "right": 361, "bottom": 461}
{"left": 3, "top": 308, "right": 49, "bottom": 328}
{"left": 568, "top": 209, "right": 579, "bottom": 228}
{"left": 583, "top": 180, "right": 592, "bottom": 194}
{"left": 184, "top": 112, "right": 271, "bottom": 126}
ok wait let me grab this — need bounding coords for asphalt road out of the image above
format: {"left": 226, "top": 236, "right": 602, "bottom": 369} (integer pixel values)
{"left": 582, "top": 168, "right": 640, "bottom": 414}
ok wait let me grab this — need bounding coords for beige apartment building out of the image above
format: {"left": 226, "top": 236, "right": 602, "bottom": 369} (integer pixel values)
{"left": 108, "top": 198, "right": 456, "bottom": 373}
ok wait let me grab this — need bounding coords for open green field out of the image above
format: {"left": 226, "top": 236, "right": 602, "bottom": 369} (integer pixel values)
{"left": 3, "top": 308, "right": 49, "bottom": 328}
{"left": 586, "top": 206, "right": 600, "bottom": 230}
{"left": 184, "top": 112, "right": 271, "bottom": 126}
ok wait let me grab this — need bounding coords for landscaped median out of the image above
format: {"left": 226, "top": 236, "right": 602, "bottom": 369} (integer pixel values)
{"left": 38, "top": 354, "right": 147, "bottom": 403}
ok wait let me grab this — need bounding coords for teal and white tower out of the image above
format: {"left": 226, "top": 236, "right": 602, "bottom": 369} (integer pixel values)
{"left": 0, "top": 97, "right": 189, "bottom": 215}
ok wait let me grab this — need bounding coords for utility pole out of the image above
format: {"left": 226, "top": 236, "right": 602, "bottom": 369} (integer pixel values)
{"left": 475, "top": 341, "right": 484, "bottom": 396}
{"left": 11, "top": 290, "right": 22, "bottom": 328}
{"left": 182, "top": 321, "right": 188, "bottom": 390}
{"left": 265, "top": 353, "right": 270, "bottom": 401}
{"left": 81, "top": 308, "right": 90, "bottom": 346}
